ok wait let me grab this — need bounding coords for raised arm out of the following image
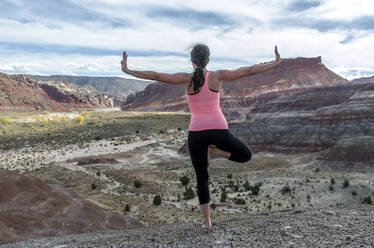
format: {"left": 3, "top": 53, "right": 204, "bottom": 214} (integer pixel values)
{"left": 215, "top": 46, "right": 281, "bottom": 83}
{"left": 121, "top": 51, "right": 191, "bottom": 85}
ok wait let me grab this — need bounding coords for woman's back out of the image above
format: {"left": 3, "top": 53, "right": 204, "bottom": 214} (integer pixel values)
{"left": 186, "top": 71, "right": 228, "bottom": 131}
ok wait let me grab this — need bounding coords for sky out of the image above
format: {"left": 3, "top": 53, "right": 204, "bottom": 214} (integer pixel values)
{"left": 0, "top": 0, "right": 374, "bottom": 80}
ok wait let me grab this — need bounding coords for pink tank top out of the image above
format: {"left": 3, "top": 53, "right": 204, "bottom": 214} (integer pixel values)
{"left": 186, "top": 71, "right": 229, "bottom": 131}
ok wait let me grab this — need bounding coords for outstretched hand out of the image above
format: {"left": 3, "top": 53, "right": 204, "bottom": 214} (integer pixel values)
{"left": 274, "top": 45, "right": 281, "bottom": 63}
{"left": 121, "top": 51, "right": 128, "bottom": 72}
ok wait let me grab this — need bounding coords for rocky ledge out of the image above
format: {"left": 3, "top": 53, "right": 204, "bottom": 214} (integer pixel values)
{"left": 4, "top": 205, "right": 374, "bottom": 248}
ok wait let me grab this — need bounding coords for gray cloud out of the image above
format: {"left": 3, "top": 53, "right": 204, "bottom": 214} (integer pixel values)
{"left": 145, "top": 6, "right": 240, "bottom": 30}
{"left": 275, "top": 15, "right": 374, "bottom": 32}
{"left": 288, "top": 0, "right": 321, "bottom": 12}
{"left": 0, "top": 0, "right": 131, "bottom": 28}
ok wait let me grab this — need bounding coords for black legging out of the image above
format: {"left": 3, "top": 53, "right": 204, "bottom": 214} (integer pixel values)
{"left": 188, "top": 129, "right": 252, "bottom": 204}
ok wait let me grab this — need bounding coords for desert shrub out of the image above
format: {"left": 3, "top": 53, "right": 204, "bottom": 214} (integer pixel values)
{"left": 243, "top": 181, "right": 250, "bottom": 191}
{"left": 134, "top": 180, "right": 142, "bottom": 188}
{"left": 210, "top": 202, "right": 216, "bottom": 209}
{"left": 0, "top": 117, "right": 10, "bottom": 125}
{"left": 330, "top": 178, "right": 335, "bottom": 184}
{"left": 179, "top": 175, "right": 190, "bottom": 186}
{"left": 250, "top": 183, "right": 262, "bottom": 196}
{"left": 41, "top": 119, "right": 48, "bottom": 126}
{"left": 351, "top": 190, "right": 357, "bottom": 196}
{"left": 307, "top": 194, "right": 311, "bottom": 202}
{"left": 227, "top": 173, "right": 232, "bottom": 179}
{"left": 220, "top": 191, "right": 228, "bottom": 203}
{"left": 234, "top": 198, "right": 246, "bottom": 205}
{"left": 329, "top": 185, "right": 334, "bottom": 191}
{"left": 75, "top": 115, "right": 85, "bottom": 126}
{"left": 183, "top": 186, "right": 196, "bottom": 200}
{"left": 125, "top": 204, "right": 130, "bottom": 212}
{"left": 343, "top": 180, "right": 350, "bottom": 188}
{"left": 280, "top": 185, "right": 291, "bottom": 195}
{"left": 91, "top": 183, "right": 97, "bottom": 190}
{"left": 228, "top": 180, "right": 234, "bottom": 188}
{"left": 153, "top": 195, "right": 162, "bottom": 205}
{"left": 362, "top": 196, "right": 372, "bottom": 205}
{"left": 234, "top": 184, "right": 239, "bottom": 192}
{"left": 96, "top": 170, "right": 101, "bottom": 177}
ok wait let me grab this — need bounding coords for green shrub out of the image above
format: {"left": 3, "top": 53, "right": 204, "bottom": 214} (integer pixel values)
{"left": 234, "top": 198, "right": 246, "bottom": 205}
{"left": 250, "top": 183, "right": 262, "bottom": 196}
{"left": 343, "top": 180, "right": 350, "bottom": 188}
{"left": 210, "top": 202, "right": 216, "bottom": 209}
{"left": 179, "top": 175, "right": 190, "bottom": 186}
{"left": 125, "top": 204, "right": 130, "bottom": 212}
{"left": 153, "top": 194, "right": 162, "bottom": 205}
{"left": 280, "top": 185, "right": 291, "bottom": 195}
{"left": 234, "top": 185, "right": 239, "bottom": 192}
{"left": 228, "top": 180, "right": 234, "bottom": 188}
{"left": 362, "top": 196, "right": 372, "bottom": 205}
{"left": 91, "top": 183, "right": 97, "bottom": 190}
{"left": 243, "top": 181, "right": 250, "bottom": 191}
{"left": 227, "top": 173, "right": 232, "bottom": 179}
{"left": 220, "top": 191, "right": 228, "bottom": 203}
{"left": 96, "top": 170, "right": 101, "bottom": 177}
{"left": 183, "top": 186, "right": 196, "bottom": 200}
{"left": 330, "top": 178, "right": 335, "bottom": 184}
{"left": 134, "top": 180, "right": 142, "bottom": 188}
{"left": 351, "top": 190, "right": 357, "bottom": 196}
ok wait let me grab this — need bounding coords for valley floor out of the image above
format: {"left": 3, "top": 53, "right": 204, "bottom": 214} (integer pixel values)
{"left": 1, "top": 110, "right": 374, "bottom": 246}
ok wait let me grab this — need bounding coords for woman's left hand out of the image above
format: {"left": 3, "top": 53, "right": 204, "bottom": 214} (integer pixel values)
{"left": 274, "top": 46, "right": 281, "bottom": 63}
{"left": 121, "top": 51, "right": 128, "bottom": 72}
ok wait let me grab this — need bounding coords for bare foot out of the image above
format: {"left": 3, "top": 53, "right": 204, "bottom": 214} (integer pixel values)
{"left": 202, "top": 219, "right": 212, "bottom": 229}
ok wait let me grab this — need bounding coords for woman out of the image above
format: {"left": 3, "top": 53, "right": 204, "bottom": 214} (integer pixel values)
{"left": 121, "top": 44, "right": 281, "bottom": 229}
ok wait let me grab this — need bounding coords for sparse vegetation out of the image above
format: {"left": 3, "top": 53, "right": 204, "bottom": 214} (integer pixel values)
{"left": 91, "top": 182, "right": 97, "bottom": 190}
{"left": 362, "top": 196, "right": 372, "bottom": 205}
{"left": 179, "top": 175, "right": 190, "bottom": 186}
{"left": 210, "top": 202, "right": 216, "bottom": 209}
{"left": 220, "top": 191, "right": 228, "bottom": 203}
{"left": 343, "top": 180, "right": 350, "bottom": 188}
{"left": 134, "top": 180, "right": 142, "bottom": 188}
{"left": 234, "top": 198, "right": 246, "bottom": 205}
{"left": 183, "top": 186, "right": 196, "bottom": 200}
{"left": 153, "top": 194, "right": 162, "bottom": 205}
{"left": 281, "top": 185, "right": 291, "bottom": 195}
{"left": 125, "top": 204, "right": 130, "bottom": 212}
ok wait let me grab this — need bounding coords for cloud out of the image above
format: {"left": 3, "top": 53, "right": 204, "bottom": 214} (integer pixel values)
{"left": 144, "top": 6, "right": 240, "bottom": 30}
{"left": 275, "top": 15, "right": 374, "bottom": 32}
{"left": 0, "top": 0, "right": 374, "bottom": 80}
{"left": 0, "top": 0, "right": 131, "bottom": 28}
{"left": 287, "top": 0, "right": 321, "bottom": 12}
{"left": 339, "top": 34, "right": 354, "bottom": 44}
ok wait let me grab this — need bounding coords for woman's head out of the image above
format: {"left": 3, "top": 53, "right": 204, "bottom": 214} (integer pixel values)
{"left": 190, "top": 44, "right": 210, "bottom": 92}
{"left": 190, "top": 44, "right": 210, "bottom": 68}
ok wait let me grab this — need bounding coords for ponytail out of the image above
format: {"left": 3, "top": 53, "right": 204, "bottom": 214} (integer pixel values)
{"left": 189, "top": 43, "right": 210, "bottom": 93}
{"left": 190, "top": 67, "right": 205, "bottom": 92}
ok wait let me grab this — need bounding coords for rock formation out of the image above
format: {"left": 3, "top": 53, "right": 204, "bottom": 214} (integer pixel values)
{"left": 351, "top": 75, "right": 374, "bottom": 84}
{"left": 122, "top": 57, "right": 348, "bottom": 111}
{"left": 121, "top": 57, "right": 374, "bottom": 162}
{"left": 0, "top": 169, "right": 142, "bottom": 245}
{"left": 0, "top": 72, "right": 114, "bottom": 112}
{"left": 24, "top": 74, "right": 151, "bottom": 99}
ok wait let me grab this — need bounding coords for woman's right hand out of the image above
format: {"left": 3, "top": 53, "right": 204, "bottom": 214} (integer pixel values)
{"left": 121, "top": 51, "right": 128, "bottom": 73}
{"left": 274, "top": 46, "right": 281, "bottom": 63}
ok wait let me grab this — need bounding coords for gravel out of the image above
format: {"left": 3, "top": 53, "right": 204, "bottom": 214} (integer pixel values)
{"left": 2, "top": 205, "right": 374, "bottom": 248}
